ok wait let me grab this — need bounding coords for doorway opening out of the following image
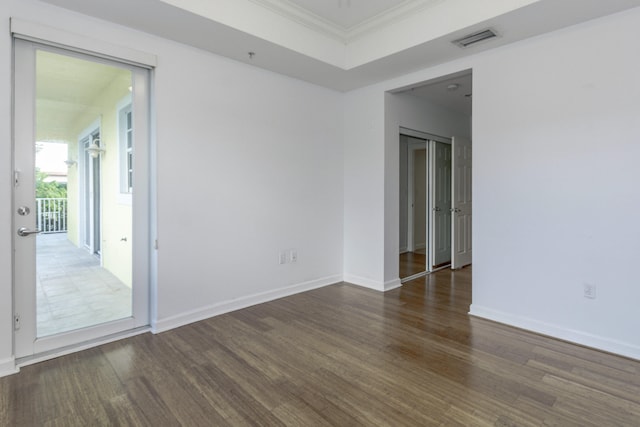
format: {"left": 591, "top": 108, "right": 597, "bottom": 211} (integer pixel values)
{"left": 14, "top": 38, "right": 152, "bottom": 359}
{"left": 394, "top": 70, "right": 472, "bottom": 282}
{"left": 399, "top": 130, "right": 453, "bottom": 281}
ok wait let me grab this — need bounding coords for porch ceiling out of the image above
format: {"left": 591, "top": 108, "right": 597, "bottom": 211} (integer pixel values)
{"left": 36, "top": 50, "right": 130, "bottom": 143}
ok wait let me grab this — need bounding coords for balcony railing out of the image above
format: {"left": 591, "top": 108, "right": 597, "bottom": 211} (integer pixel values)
{"left": 36, "top": 198, "right": 67, "bottom": 233}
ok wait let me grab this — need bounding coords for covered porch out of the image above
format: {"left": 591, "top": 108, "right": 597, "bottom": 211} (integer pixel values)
{"left": 36, "top": 232, "right": 131, "bottom": 337}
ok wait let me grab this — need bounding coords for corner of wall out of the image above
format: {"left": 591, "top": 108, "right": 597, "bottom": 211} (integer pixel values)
{"left": 0, "top": 357, "right": 19, "bottom": 378}
{"left": 343, "top": 274, "right": 401, "bottom": 292}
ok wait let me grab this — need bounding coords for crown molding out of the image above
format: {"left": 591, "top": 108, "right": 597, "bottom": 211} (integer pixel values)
{"left": 345, "top": 0, "right": 443, "bottom": 43}
{"left": 248, "top": 0, "right": 444, "bottom": 44}
{"left": 247, "top": 0, "right": 346, "bottom": 43}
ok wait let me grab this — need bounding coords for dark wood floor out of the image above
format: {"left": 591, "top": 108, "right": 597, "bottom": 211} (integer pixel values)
{"left": 399, "top": 251, "right": 426, "bottom": 278}
{"left": 2, "top": 267, "right": 640, "bottom": 426}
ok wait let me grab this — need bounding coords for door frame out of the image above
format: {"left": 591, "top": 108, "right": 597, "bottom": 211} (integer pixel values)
{"left": 399, "top": 127, "right": 454, "bottom": 279}
{"left": 406, "top": 140, "right": 427, "bottom": 254}
{"left": 78, "top": 120, "right": 102, "bottom": 259}
{"left": 12, "top": 36, "right": 154, "bottom": 361}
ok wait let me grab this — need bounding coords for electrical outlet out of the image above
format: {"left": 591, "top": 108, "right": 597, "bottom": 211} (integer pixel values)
{"left": 279, "top": 251, "right": 287, "bottom": 265}
{"left": 583, "top": 283, "right": 596, "bottom": 299}
{"left": 289, "top": 250, "right": 298, "bottom": 263}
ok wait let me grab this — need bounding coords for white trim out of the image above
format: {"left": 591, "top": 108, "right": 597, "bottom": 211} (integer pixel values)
{"left": 384, "top": 278, "right": 402, "bottom": 291}
{"left": 469, "top": 305, "right": 640, "bottom": 361}
{"left": 16, "top": 327, "right": 150, "bottom": 370}
{"left": 152, "top": 275, "right": 342, "bottom": 333}
{"left": 10, "top": 18, "right": 157, "bottom": 68}
{"left": 406, "top": 140, "right": 427, "bottom": 253}
{"left": 400, "top": 127, "right": 451, "bottom": 144}
{"left": 430, "top": 264, "right": 451, "bottom": 272}
{"left": 0, "top": 357, "right": 19, "bottom": 378}
{"left": 344, "top": 274, "right": 384, "bottom": 291}
{"left": 343, "top": 274, "right": 402, "bottom": 292}
{"left": 33, "top": 318, "right": 135, "bottom": 354}
{"left": 77, "top": 120, "right": 102, "bottom": 258}
{"left": 401, "top": 271, "right": 427, "bottom": 283}
{"left": 116, "top": 94, "right": 133, "bottom": 205}
{"left": 247, "top": 0, "right": 442, "bottom": 43}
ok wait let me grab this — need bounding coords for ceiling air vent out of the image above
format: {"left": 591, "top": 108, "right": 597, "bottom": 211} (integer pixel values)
{"left": 453, "top": 28, "right": 498, "bottom": 48}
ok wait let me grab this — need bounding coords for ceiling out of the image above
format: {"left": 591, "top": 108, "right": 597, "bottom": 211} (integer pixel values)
{"left": 399, "top": 70, "right": 472, "bottom": 115}
{"left": 36, "top": 50, "right": 130, "bottom": 142}
{"left": 269, "top": 0, "right": 422, "bottom": 32}
{"left": 39, "top": 0, "right": 640, "bottom": 93}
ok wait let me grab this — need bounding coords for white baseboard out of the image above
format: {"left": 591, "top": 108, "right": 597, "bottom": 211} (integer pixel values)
{"left": 343, "top": 274, "right": 384, "bottom": 291}
{"left": 469, "top": 304, "right": 640, "bottom": 361}
{"left": 152, "top": 275, "right": 342, "bottom": 334}
{"left": 384, "top": 278, "right": 402, "bottom": 291}
{"left": 414, "top": 243, "right": 426, "bottom": 251}
{"left": 343, "top": 275, "right": 402, "bottom": 292}
{"left": 0, "top": 357, "right": 19, "bottom": 378}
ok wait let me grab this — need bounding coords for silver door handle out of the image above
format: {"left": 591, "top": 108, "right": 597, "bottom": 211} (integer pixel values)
{"left": 17, "top": 227, "right": 41, "bottom": 237}
{"left": 433, "top": 207, "right": 441, "bottom": 211}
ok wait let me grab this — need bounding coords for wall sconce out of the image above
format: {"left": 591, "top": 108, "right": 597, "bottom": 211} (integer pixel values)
{"left": 64, "top": 159, "right": 77, "bottom": 167}
{"left": 85, "top": 138, "right": 105, "bottom": 158}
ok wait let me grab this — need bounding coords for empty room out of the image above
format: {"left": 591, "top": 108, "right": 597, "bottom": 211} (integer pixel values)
{"left": 1, "top": 0, "right": 640, "bottom": 425}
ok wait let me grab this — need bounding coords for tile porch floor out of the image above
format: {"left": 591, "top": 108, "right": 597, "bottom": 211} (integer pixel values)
{"left": 36, "top": 233, "right": 132, "bottom": 337}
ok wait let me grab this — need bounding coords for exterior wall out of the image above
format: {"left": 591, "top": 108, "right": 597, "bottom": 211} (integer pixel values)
{"left": 67, "top": 74, "right": 132, "bottom": 287}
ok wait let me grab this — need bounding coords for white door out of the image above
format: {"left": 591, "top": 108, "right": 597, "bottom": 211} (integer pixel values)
{"left": 431, "top": 141, "right": 452, "bottom": 267}
{"left": 451, "top": 136, "right": 472, "bottom": 269}
{"left": 13, "top": 39, "right": 151, "bottom": 358}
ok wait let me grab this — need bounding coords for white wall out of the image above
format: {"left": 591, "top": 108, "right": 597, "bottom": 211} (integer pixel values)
{"left": 470, "top": 9, "right": 640, "bottom": 358}
{"left": 0, "top": 0, "right": 343, "bottom": 374}
{"left": 343, "top": 88, "right": 470, "bottom": 290}
{"left": 3, "top": 1, "right": 640, "bottom": 377}
{"left": 343, "top": 88, "right": 386, "bottom": 289}
{"left": 154, "top": 43, "right": 344, "bottom": 329}
{"left": 344, "top": 7, "right": 640, "bottom": 359}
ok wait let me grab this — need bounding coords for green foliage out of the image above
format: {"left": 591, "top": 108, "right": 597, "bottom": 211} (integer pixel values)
{"left": 36, "top": 169, "right": 67, "bottom": 199}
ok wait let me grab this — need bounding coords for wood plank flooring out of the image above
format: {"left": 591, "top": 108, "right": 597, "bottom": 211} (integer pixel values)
{"left": 2, "top": 267, "right": 640, "bottom": 426}
{"left": 399, "top": 251, "right": 426, "bottom": 278}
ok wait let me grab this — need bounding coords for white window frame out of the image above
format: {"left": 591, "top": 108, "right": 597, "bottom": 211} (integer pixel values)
{"left": 116, "top": 94, "right": 133, "bottom": 205}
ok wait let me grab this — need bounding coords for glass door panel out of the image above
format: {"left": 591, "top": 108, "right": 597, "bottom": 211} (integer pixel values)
{"left": 34, "top": 49, "right": 134, "bottom": 337}
{"left": 14, "top": 38, "right": 150, "bottom": 359}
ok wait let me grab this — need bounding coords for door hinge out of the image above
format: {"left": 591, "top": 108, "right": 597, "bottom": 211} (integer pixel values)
{"left": 14, "top": 313, "right": 21, "bottom": 330}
